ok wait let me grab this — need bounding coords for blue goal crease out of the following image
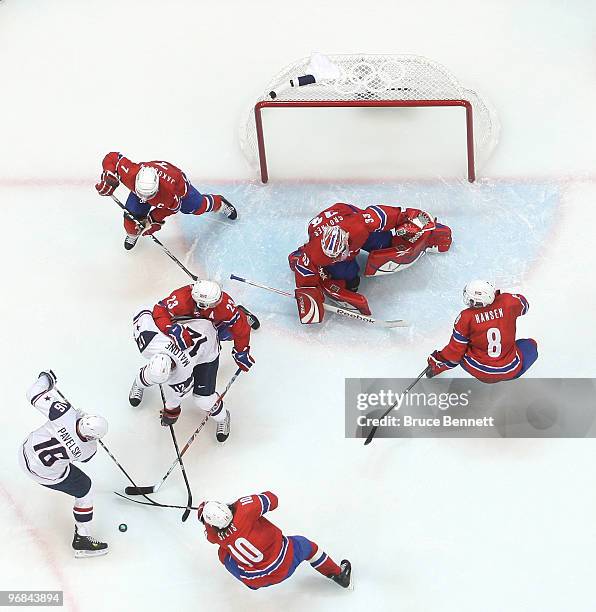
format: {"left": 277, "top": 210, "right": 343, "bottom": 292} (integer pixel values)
{"left": 176, "top": 181, "right": 560, "bottom": 344}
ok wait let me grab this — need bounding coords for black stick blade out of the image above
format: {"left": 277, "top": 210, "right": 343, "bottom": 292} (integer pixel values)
{"left": 363, "top": 426, "right": 378, "bottom": 446}
{"left": 124, "top": 485, "right": 155, "bottom": 495}
{"left": 182, "top": 507, "right": 191, "bottom": 522}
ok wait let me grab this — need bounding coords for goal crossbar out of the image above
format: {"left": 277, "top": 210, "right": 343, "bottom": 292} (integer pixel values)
{"left": 253, "top": 99, "right": 476, "bottom": 183}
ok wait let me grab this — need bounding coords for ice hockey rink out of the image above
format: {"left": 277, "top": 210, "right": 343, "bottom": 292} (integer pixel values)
{"left": 2, "top": 1, "right": 596, "bottom": 610}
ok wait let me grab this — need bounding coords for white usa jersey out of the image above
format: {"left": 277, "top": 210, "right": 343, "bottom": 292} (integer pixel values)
{"left": 132, "top": 308, "right": 220, "bottom": 399}
{"left": 19, "top": 388, "right": 97, "bottom": 485}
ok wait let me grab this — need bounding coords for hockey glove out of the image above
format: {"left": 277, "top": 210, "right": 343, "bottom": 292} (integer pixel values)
{"left": 233, "top": 347, "right": 255, "bottom": 372}
{"left": 95, "top": 170, "right": 120, "bottom": 196}
{"left": 39, "top": 369, "right": 58, "bottom": 390}
{"left": 426, "top": 351, "right": 457, "bottom": 378}
{"left": 197, "top": 501, "right": 205, "bottom": 523}
{"left": 160, "top": 406, "right": 181, "bottom": 427}
{"left": 168, "top": 324, "right": 194, "bottom": 351}
{"left": 141, "top": 212, "right": 165, "bottom": 236}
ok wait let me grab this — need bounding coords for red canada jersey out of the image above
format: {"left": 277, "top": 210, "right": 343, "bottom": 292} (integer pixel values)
{"left": 101, "top": 152, "right": 188, "bottom": 211}
{"left": 438, "top": 292, "right": 530, "bottom": 381}
{"left": 204, "top": 492, "right": 296, "bottom": 589}
{"left": 152, "top": 284, "right": 251, "bottom": 352}
{"left": 292, "top": 203, "right": 412, "bottom": 287}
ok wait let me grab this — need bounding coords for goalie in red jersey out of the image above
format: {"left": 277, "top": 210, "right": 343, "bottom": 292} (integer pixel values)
{"left": 288, "top": 202, "right": 452, "bottom": 324}
{"left": 95, "top": 152, "right": 238, "bottom": 250}
{"left": 427, "top": 280, "right": 538, "bottom": 383}
{"left": 199, "top": 492, "right": 352, "bottom": 590}
{"left": 152, "top": 280, "right": 258, "bottom": 373}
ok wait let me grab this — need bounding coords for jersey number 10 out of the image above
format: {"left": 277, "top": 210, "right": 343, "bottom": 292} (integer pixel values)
{"left": 227, "top": 537, "right": 264, "bottom": 567}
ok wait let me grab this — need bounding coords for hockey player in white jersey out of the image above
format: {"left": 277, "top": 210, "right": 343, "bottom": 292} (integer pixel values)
{"left": 129, "top": 307, "right": 231, "bottom": 442}
{"left": 19, "top": 371, "right": 109, "bottom": 558}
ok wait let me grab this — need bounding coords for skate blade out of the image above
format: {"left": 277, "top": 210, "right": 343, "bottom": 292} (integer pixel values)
{"left": 74, "top": 548, "right": 109, "bottom": 559}
{"left": 347, "top": 571, "right": 354, "bottom": 591}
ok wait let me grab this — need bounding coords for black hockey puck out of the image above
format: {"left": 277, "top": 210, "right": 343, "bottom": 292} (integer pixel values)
{"left": 119, "top": 523, "right": 128, "bottom": 532}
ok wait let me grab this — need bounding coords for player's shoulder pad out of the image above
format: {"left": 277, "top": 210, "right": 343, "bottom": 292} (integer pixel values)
{"left": 48, "top": 400, "right": 72, "bottom": 421}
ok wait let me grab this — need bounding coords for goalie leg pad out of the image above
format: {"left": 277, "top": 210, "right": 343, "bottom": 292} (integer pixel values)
{"left": 426, "top": 223, "right": 452, "bottom": 252}
{"left": 295, "top": 287, "right": 325, "bottom": 324}
{"left": 364, "top": 232, "right": 431, "bottom": 277}
{"left": 321, "top": 279, "right": 371, "bottom": 316}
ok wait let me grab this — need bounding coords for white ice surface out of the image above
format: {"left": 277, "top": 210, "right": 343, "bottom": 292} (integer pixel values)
{"left": 1, "top": 1, "right": 596, "bottom": 611}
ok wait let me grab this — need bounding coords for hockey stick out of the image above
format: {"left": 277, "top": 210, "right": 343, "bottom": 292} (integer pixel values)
{"left": 124, "top": 368, "right": 242, "bottom": 496}
{"left": 169, "top": 425, "right": 193, "bottom": 522}
{"left": 110, "top": 194, "right": 198, "bottom": 281}
{"left": 51, "top": 382, "right": 162, "bottom": 507}
{"left": 113, "top": 492, "right": 200, "bottom": 512}
{"left": 230, "top": 275, "right": 408, "bottom": 328}
{"left": 363, "top": 366, "right": 431, "bottom": 446}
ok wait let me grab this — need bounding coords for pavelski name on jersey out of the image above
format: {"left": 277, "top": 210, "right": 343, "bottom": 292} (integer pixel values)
{"left": 55, "top": 426, "right": 83, "bottom": 459}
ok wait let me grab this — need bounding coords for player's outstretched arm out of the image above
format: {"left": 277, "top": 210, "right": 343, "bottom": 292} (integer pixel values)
{"left": 256, "top": 491, "right": 278, "bottom": 515}
{"left": 26, "top": 371, "right": 69, "bottom": 417}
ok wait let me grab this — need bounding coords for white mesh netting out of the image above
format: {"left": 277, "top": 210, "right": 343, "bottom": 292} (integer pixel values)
{"left": 240, "top": 53, "right": 499, "bottom": 177}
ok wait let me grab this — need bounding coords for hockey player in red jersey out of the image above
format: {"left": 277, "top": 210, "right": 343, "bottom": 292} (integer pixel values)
{"left": 199, "top": 492, "right": 352, "bottom": 590}
{"left": 288, "top": 202, "right": 452, "bottom": 323}
{"left": 152, "top": 280, "right": 257, "bottom": 373}
{"left": 427, "top": 280, "right": 538, "bottom": 383}
{"left": 95, "top": 152, "right": 238, "bottom": 250}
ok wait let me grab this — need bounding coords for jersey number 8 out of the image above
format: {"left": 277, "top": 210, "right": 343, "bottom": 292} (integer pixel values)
{"left": 487, "top": 327, "right": 502, "bottom": 358}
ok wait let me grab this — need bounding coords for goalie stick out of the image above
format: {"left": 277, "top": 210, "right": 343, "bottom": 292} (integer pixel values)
{"left": 110, "top": 194, "right": 198, "bottom": 281}
{"left": 363, "top": 366, "right": 431, "bottom": 445}
{"left": 230, "top": 275, "right": 408, "bottom": 328}
{"left": 124, "top": 368, "right": 242, "bottom": 497}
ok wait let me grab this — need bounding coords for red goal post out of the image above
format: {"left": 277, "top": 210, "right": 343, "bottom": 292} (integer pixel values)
{"left": 240, "top": 54, "right": 499, "bottom": 183}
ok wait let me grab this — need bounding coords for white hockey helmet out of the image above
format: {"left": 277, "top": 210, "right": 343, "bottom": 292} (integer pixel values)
{"left": 78, "top": 415, "right": 108, "bottom": 440}
{"left": 463, "top": 280, "right": 496, "bottom": 308}
{"left": 135, "top": 166, "right": 159, "bottom": 200}
{"left": 202, "top": 501, "right": 233, "bottom": 529}
{"left": 321, "top": 225, "right": 349, "bottom": 259}
{"left": 147, "top": 353, "right": 172, "bottom": 384}
{"left": 192, "top": 280, "right": 223, "bottom": 309}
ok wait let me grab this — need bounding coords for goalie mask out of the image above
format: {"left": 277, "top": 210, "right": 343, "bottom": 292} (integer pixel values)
{"left": 321, "top": 225, "right": 349, "bottom": 259}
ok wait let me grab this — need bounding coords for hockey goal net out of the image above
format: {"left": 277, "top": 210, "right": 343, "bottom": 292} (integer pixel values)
{"left": 240, "top": 54, "right": 499, "bottom": 183}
